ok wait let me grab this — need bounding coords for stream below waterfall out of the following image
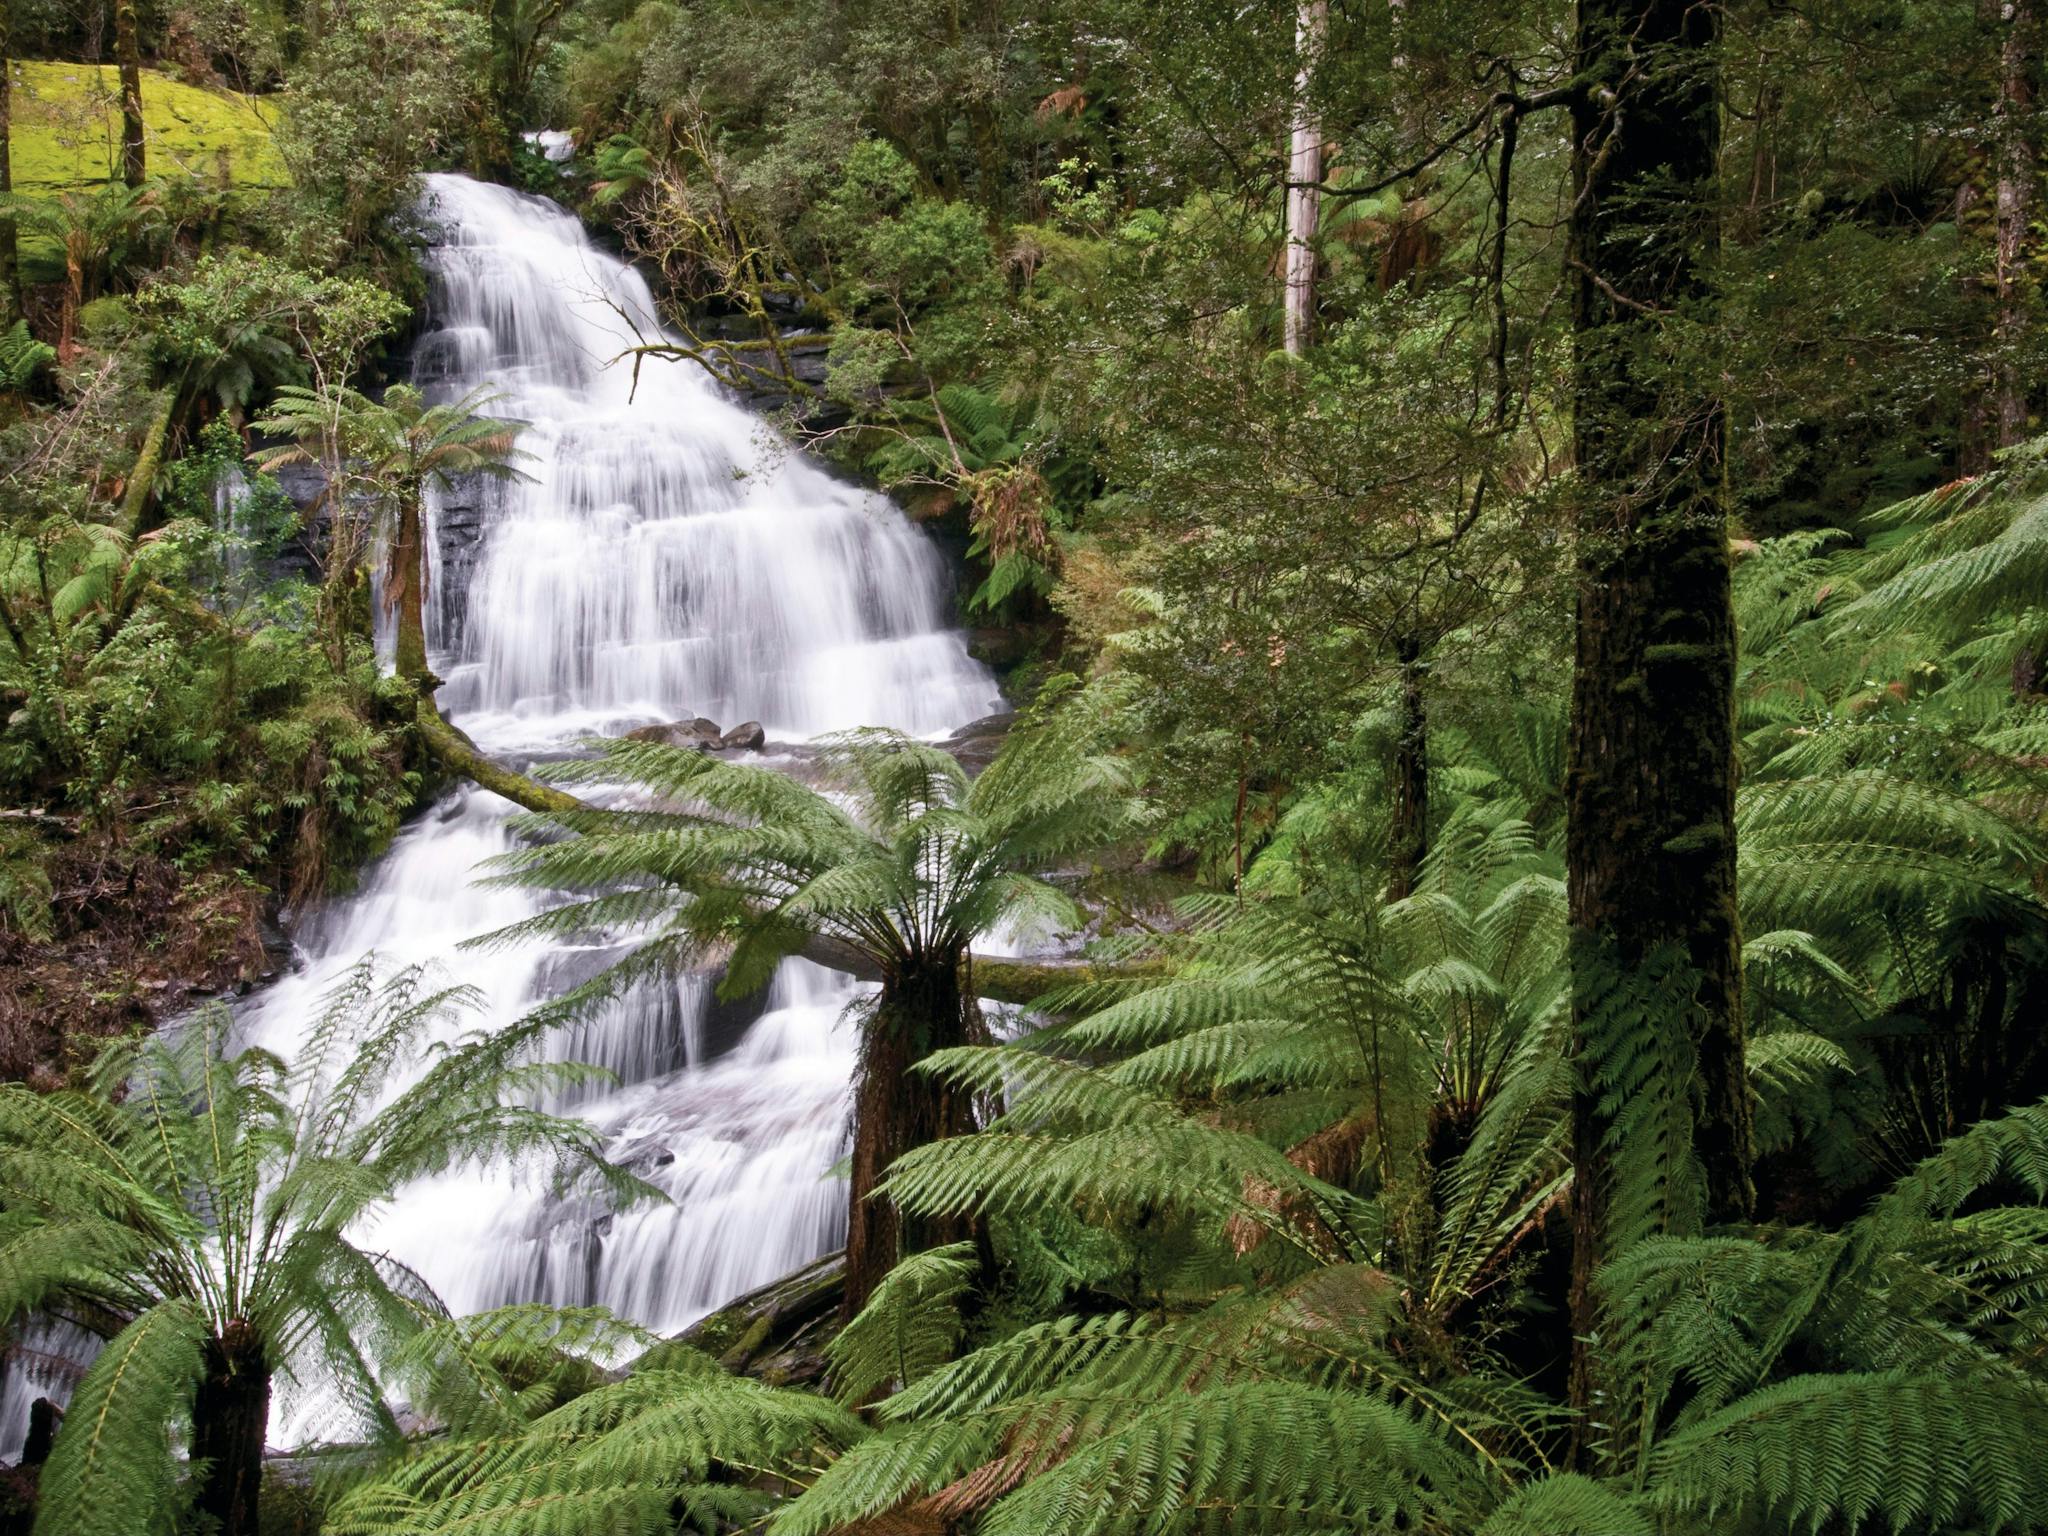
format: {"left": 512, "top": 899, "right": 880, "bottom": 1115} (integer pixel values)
{"left": 1, "top": 173, "right": 1002, "bottom": 1452}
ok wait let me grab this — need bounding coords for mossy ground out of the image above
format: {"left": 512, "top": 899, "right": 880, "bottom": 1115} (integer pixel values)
{"left": 6, "top": 59, "right": 288, "bottom": 194}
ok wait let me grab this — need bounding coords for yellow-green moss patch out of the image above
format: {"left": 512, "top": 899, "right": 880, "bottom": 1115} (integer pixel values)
{"left": 7, "top": 60, "right": 289, "bottom": 193}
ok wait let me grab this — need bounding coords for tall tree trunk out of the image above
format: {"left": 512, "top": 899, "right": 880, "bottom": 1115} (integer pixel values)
{"left": 390, "top": 484, "right": 430, "bottom": 688}
{"left": 1562, "top": 0, "right": 1752, "bottom": 1452}
{"left": 1995, "top": 0, "right": 2036, "bottom": 448}
{"left": 190, "top": 1323, "right": 269, "bottom": 1536}
{"left": 844, "top": 950, "right": 980, "bottom": 1318}
{"left": 115, "top": 0, "right": 145, "bottom": 187}
{"left": 1387, "top": 636, "right": 1428, "bottom": 901}
{"left": 1283, "top": 0, "right": 1326, "bottom": 355}
{"left": 1, "top": 3, "right": 19, "bottom": 327}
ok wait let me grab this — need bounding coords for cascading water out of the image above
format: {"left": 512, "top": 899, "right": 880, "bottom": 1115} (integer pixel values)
{"left": 202, "top": 174, "right": 994, "bottom": 1439}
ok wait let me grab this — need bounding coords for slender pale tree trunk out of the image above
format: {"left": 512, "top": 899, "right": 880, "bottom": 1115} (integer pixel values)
{"left": 190, "top": 1323, "right": 270, "bottom": 1536}
{"left": 1283, "top": 0, "right": 1327, "bottom": 356}
{"left": 1563, "top": 0, "right": 1752, "bottom": 1454}
{"left": 115, "top": 0, "right": 145, "bottom": 187}
{"left": 1, "top": 5, "right": 19, "bottom": 326}
{"left": 1995, "top": 0, "right": 2036, "bottom": 447}
{"left": 844, "top": 951, "right": 980, "bottom": 1318}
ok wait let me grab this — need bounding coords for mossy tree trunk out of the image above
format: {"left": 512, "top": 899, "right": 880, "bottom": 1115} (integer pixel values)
{"left": 390, "top": 480, "right": 429, "bottom": 689}
{"left": 121, "top": 386, "right": 177, "bottom": 536}
{"left": 1562, "top": 0, "right": 1753, "bottom": 1450}
{"left": 844, "top": 948, "right": 981, "bottom": 1319}
{"left": 190, "top": 1321, "right": 269, "bottom": 1536}
{"left": 115, "top": 0, "right": 145, "bottom": 187}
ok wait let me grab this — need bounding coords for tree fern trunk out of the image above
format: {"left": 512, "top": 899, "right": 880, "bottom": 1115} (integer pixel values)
{"left": 1388, "top": 635, "right": 1428, "bottom": 901}
{"left": 844, "top": 951, "right": 980, "bottom": 1319}
{"left": 191, "top": 1323, "right": 269, "bottom": 1536}
{"left": 1562, "top": 0, "right": 1753, "bottom": 1449}
{"left": 115, "top": 0, "right": 145, "bottom": 188}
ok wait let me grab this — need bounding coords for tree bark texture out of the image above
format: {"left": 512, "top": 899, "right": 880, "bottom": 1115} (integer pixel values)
{"left": 115, "top": 0, "right": 145, "bottom": 187}
{"left": 190, "top": 1322, "right": 269, "bottom": 1536}
{"left": 1283, "top": 0, "right": 1326, "bottom": 355}
{"left": 0, "top": 5, "right": 19, "bottom": 326}
{"left": 1388, "top": 636, "right": 1428, "bottom": 901}
{"left": 1995, "top": 0, "right": 2036, "bottom": 448}
{"left": 391, "top": 485, "right": 429, "bottom": 687}
{"left": 843, "top": 951, "right": 981, "bottom": 1319}
{"left": 1562, "top": 0, "right": 1753, "bottom": 1446}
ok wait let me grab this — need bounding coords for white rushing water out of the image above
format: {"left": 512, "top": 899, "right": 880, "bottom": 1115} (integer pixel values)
{"left": 214, "top": 174, "right": 998, "bottom": 1443}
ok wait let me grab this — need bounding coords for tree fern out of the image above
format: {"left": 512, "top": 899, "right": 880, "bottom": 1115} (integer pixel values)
{"left": 1645, "top": 1371, "right": 2048, "bottom": 1533}
{"left": 1474, "top": 1472, "right": 1651, "bottom": 1536}
{"left": 485, "top": 699, "right": 1139, "bottom": 1312}
{"left": 0, "top": 958, "right": 648, "bottom": 1536}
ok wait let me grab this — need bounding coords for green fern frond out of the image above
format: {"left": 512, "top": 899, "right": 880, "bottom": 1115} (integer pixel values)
{"left": 32, "top": 1299, "right": 207, "bottom": 1536}
{"left": 1646, "top": 1371, "right": 2048, "bottom": 1533}
{"left": 1476, "top": 1472, "right": 1652, "bottom": 1535}
{"left": 827, "top": 1242, "right": 978, "bottom": 1405}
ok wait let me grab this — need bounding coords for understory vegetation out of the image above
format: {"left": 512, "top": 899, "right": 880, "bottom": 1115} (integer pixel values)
{"left": 6, "top": 0, "right": 2048, "bottom": 1533}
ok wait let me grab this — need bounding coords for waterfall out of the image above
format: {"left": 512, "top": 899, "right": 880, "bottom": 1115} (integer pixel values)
{"left": 174, "top": 174, "right": 995, "bottom": 1445}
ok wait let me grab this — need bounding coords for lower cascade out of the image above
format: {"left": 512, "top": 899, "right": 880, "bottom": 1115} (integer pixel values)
{"left": 167, "top": 173, "right": 994, "bottom": 1446}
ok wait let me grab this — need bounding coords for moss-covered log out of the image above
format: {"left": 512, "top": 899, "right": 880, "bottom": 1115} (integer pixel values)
{"left": 415, "top": 708, "right": 584, "bottom": 815}
{"left": 120, "top": 387, "right": 176, "bottom": 537}
{"left": 663, "top": 1250, "right": 844, "bottom": 1386}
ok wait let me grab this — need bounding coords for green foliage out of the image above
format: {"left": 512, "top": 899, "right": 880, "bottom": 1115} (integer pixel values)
{"left": 825, "top": 1241, "right": 977, "bottom": 1405}
{"left": 272, "top": 0, "right": 489, "bottom": 256}
{"left": 481, "top": 696, "right": 1139, "bottom": 1013}
{"left": 0, "top": 321, "right": 57, "bottom": 392}
{"left": 0, "top": 503, "right": 416, "bottom": 900}
{"left": 324, "top": 1347, "right": 865, "bottom": 1536}
{"left": 0, "top": 179, "right": 167, "bottom": 318}
{"left": 589, "top": 134, "right": 656, "bottom": 207}
{"left": 0, "top": 959, "right": 649, "bottom": 1533}
{"left": 137, "top": 250, "right": 405, "bottom": 416}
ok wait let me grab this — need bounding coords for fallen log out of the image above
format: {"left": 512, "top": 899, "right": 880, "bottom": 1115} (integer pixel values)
{"left": 415, "top": 707, "right": 583, "bottom": 815}
{"left": 663, "top": 1250, "right": 845, "bottom": 1387}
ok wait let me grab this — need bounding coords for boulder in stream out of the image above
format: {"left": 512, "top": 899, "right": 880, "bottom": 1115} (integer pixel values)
{"left": 623, "top": 717, "right": 726, "bottom": 751}
{"left": 721, "top": 720, "right": 766, "bottom": 751}
{"left": 941, "top": 710, "right": 1016, "bottom": 773}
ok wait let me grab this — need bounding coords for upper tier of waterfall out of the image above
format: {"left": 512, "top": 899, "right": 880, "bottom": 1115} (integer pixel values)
{"left": 412, "top": 171, "right": 997, "bottom": 751}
